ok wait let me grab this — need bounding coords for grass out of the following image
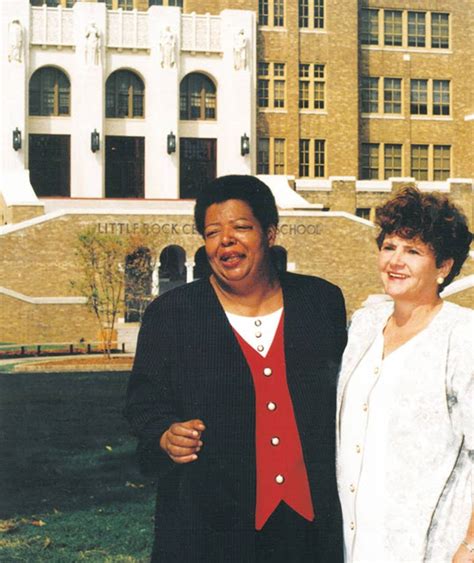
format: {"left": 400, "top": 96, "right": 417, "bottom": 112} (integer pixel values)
{"left": 0, "top": 371, "right": 155, "bottom": 562}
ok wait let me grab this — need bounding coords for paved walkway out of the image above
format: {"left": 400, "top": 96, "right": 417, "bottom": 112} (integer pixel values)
{"left": 0, "top": 353, "right": 134, "bottom": 373}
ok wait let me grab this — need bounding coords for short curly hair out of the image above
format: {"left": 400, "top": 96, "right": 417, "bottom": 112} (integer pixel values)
{"left": 194, "top": 175, "right": 279, "bottom": 236}
{"left": 375, "top": 186, "right": 472, "bottom": 291}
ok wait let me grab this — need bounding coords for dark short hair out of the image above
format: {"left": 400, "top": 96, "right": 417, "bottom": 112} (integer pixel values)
{"left": 194, "top": 175, "right": 279, "bottom": 235}
{"left": 375, "top": 186, "right": 472, "bottom": 290}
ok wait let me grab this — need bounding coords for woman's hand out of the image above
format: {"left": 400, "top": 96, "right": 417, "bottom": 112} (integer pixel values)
{"left": 159, "top": 419, "right": 206, "bottom": 464}
{"left": 453, "top": 542, "right": 474, "bottom": 563}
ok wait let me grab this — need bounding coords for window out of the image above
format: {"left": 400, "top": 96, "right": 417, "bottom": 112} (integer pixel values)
{"left": 411, "top": 79, "right": 450, "bottom": 117}
{"left": 180, "top": 73, "right": 216, "bottom": 120}
{"left": 408, "top": 12, "right": 426, "bottom": 48}
{"left": 361, "top": 9, "right": 379, "bottom": 45}
{"left": 299, "top": 0, "right": 324, "bottom": 29}
{"left": 259, "top": 0, "right": 285, "bottom": 27}
{"left": 361, "top": 77, "right": 379, "bottom": 113}
{"left": 384, "top": 144, "right": 402, "bottom": 178}
{"left": 299, "top": 139, "right": 326, "bottom": 178}
{"left": 431, "top": 13, "right": 449, "bottom": 49}
{"left": 384, "top": 10, "right": 402, "bottom": 46}
{"left": 149, "top": 0, "right": 183, "bottom": 5}
{"left": 299, "top": 64, "right": 325, "bottom": 110}
{"left": 383, "top": 78, "right": 402, "bottom": 114}
{"left": 356, "top": 208, "right": 371, "bottom": 220}
{"left": 410, "top": 79, "right": 428, "bottom": 115}
{"left": 433, "top": 145, "right": 451, "bottom": 180}
{"left": 180, "top": 138, "right": 217, "bottom": 198}
{"left": 29, "top": 67, "right": 70, "bottom": 116}
{"left": 361, "top": 143, "right": 379, "bottom": 179}
{"left": 105, "top": 136, "right": 145, "bottom": 198}
{"left": 411, "top": 145, "right": 429, "bottom": 180}
{"left": 29, "top": 134, "right": 70, "bottom": 197}
{"left": 106, "top": 70, "right": 144, "bottom": 118}
{"left": 258, "top": 138, "right": 286, "bottom": 174}
{"left": 258, "top": 62, "right": 286, "bottom": 110}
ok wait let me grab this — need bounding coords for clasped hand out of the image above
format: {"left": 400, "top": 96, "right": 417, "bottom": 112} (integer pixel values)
{"left": 160, "top": 419, "right": 206, "bottom": 464}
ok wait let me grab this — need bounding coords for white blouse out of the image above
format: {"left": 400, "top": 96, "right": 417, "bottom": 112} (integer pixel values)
{"left": 225, "top": 308, "right": 283, "bottom": 357}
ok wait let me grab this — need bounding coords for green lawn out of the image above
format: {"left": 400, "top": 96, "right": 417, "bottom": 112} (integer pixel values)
{"left": 0, "top": 371, "right": 155, "bottom": 562}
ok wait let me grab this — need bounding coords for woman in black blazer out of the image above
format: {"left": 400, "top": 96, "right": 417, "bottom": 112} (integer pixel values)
{"left": 125, "top": 175, "right": 346, "bottom": 562}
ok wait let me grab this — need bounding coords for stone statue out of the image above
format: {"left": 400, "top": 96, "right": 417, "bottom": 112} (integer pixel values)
{"left": 159, "top": 26, "right": 176, "bottom": 69}
{"left": 233, "top": 29, "right": 248, "bottom": 71}
{"left": 8, "top": 20, "right": 23, "bottom": 63}
{"left": 85, "top": 22, "right": 101, "bottom": 66}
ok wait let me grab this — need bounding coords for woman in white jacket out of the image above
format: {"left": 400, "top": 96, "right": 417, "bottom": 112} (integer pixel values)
{"left": 337, "top": 186, "right": 473, "bottom": 563}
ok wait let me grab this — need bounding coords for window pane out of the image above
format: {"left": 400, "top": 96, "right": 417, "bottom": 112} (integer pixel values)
{"left": 361, "top": 77, "right": 379, "bottom": 113}
{"left": 29, "top": 67, "right": 70, "bottom": 117}
{"left": 433, "top": 145, "right": 450, "bottom": 180}
{"left": 257, "top": 138, "right": 269, "bottom": 174}
{"left": 431, "top": 13, "right": 449, "bottom": 49}
{"left": 361, "top": 9, "right": 379, "bottom": 46}
{"left": 383, "top": 78, "right": 401, "bottom": 114}
{"left": 259, "top": 0, "right": 269, "bottom": 26}
{"left": 273, "top": 0, "right": 284, "bottom": 27}
{"left": 408, "top": 11, "right": 426, "bottom": 47}
{"left": 274, "top": 63, "right": 285, "bottom": 77}
{"left": 274, "top": 139, "right": 285, "bottom": 174}
{"left": 299, "top": 80, "right": 309, "bottom": 109}
{"left": 258, "top": 79, "right": 269, "bottom": 108}
{"left": 179, "top": 73, "right": 215, "bottom": 120}
{"left": 361, "top": 143, "right": 379, "bottom": 179}
{"left": 411, "top": 144, "right": 428, "bottom": 180}
{"left": 384, "top": 144, "right": 402, "bottom": 178}
{"left": 299, "top": 139, "right": 310, "bottom": 177}
{"left": 314, "top": 82, "right": 324, "bottom": 110}
{"left": 299, "top": 0, "right": 309, "bottom": 28}
{"left": 274, "top": 80, "right": 285, "bottom": 108}
{"left": 433, "top": 80, "right": 450, "bottom": 116}
{"left": 384, "top": 10, "right": 402, "bottom": 46}
{"left": 314, "top": 0, "right": 324, "bottom": 29}
{"left": 314, "top": 139, "right": 325, "bottom": 177}
{"left": 410, "top": 79, "right": 428, "bottom": 115}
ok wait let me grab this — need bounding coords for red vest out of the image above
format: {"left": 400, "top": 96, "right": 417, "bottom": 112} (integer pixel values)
{"left": 233, "top": 314, "right": 315, "bottom": 530}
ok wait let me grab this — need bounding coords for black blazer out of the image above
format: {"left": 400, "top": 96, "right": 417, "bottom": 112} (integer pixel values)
{"left": 125, "top": 272, "right": 347, "bottom": 562}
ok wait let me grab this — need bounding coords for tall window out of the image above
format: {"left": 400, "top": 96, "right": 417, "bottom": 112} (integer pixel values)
{"left": 361, "top": 143, "right": 379, "bottom": 179}
{"left": 411, "top": 145, "right": 429, "bottom": 180}
{"left": 299, "top": 140, "right": 310, "bottom": 176}
{"left": 410, "top": 79, "right": 428, "bottom": 115}
{"left": 431, "top": 13, "right": 449, "bottom": 49}
{"left": 300, "top": 139, "right": 326, "bottom": 177}
{"left": 384, "top": 10, "right": 402, "bottom": 46}
{"left": 299, "top": 0, "right": 324, "bottom": 29}
{"left": 106, "top": 70, "right": 144, "bottom": 118}
{"left": 258, "top": 62, "right": 286, "bottom": 110}
{"left": 257, "top": 138, "right": 286, "bottom": 174}
{"left": 384, "top": 78, "right": 402, "bottom": 114}
{"left": 361, "top": 9, "right": 379, "bottom": 45}
{"left": 29, "top": 67, "right": 70, "bottom": 116}
{"left": 411, "top": 79, "right": 450, "bottom": 116}
{"left": 299, "top": 64, "right": 325, "bottom": 110}
{"left": 384, "top": 144, "right": 402, "bottom": 178}
{"left": 361, "top": 77, "right": 379, "bottom": 113}
{"left": 408, "top": 12, "right": 426, "bottom": 47}
{"left": 432, "top": 80, "right": 450, "bottom": 116}
{"left": 259, "top": 0, "right": 285, "bottom": 27}
{"left": 314, "top": 140, "right": 325, "bottom": 177}
{"left": 433, "top": 145, "right": 451, "bottom": 180}
{"left": 29, "top": 134, "right": 70, "bottom": 197}
{"left": 180, "top": 73, "right": 216, "bottom": 120}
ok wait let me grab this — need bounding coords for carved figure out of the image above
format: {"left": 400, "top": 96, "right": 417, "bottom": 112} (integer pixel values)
{"left": 159, "top": 26, "right": 176, "bottom": 69}
{"left": 8, "top": 20, "right": 23, "bottom": 63}
{"left": 85, "top": 22, "right": 101, "bottom": 66}
{"left": 233, "top": 29, "right": 247, "bottom": 71}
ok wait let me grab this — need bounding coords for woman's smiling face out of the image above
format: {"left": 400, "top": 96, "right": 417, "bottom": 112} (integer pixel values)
{"left": 203, "top": 199, "right": 276, "bottom": 290}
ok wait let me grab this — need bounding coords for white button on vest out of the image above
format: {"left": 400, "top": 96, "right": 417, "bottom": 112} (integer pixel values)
{"left": 255, "top": 331, "right": 262, "bottom": 338}
{"left": 349, "top": 484, "right": 355, "bottom": 493}
{"left": 271, "top": 436, "right": 280, "bottom": 446}
{"left": 255, "top": 319, "right": 262, "bottom": 327}
{"left": 275, "top": 474, "right": 285, "bottom": 484}
{"left": 257, "top": 344, "right": 264, "bottom": 352}
{"left": 267, "top": 401, "right": 277, "bottom": 411}
{"left": 263, "top": 367, "right": 272, "bottom": 376}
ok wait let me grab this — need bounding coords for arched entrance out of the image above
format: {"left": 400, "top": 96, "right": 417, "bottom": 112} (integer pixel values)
{"left": 159, "top": 245, "right": 186, "bottom": 295}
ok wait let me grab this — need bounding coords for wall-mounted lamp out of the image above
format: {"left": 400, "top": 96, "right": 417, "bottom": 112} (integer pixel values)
{"left": 167, "top": 131, "right": 176, "bottom": 154}
{"left": 241, "top": 133, "right": 250, "bottom": 156}
{"left": 12, "top": 128, "right": 22, "bottom": 151}
{"left": 90, "top": 129, "right": 100, "bottom": 153}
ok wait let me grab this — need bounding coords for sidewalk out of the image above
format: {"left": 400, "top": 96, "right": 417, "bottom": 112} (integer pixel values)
{"left": 0, "top": 353, "right": 134, "bottom": 373}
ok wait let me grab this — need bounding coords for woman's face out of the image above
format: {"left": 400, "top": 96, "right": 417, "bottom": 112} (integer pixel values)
{"left": 203, "top": 199, "right": 276, "bottom": 290}
{"left": 378, "top": 234, "right": 452, "bottom": 303}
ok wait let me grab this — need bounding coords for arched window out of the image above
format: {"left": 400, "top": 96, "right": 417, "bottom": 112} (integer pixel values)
{"left": 271, "top": 246, "right": 288, "bottom": 273}
{"left": 158, "top": 245, "right": 186, "bottom": 295}
{"left": 193, "top": 246, "right": 212, "bottom": 280}
{"left": 180, "top": 73, "right": 216, "bottom": 120}
{"left": 106, "top": 70, "right": 144, "bottom": 118}
{"left": 124, "top": 247, "right": 153, "bottom": 322}
{"left": 29, "top": 67, "right": 70, "bottom": 116}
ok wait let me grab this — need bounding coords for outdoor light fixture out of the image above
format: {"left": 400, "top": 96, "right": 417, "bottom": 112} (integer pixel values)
{"left": 167, "top": 131, "right": 176, "bottom": 154}
{"left": 241, "top": 133, "right": 250, "bottom": 156}
{"left": 90, "top": 129, "right": 100, "bottom": 153}
{"left": 12, "top": 128, "right": 22, "bottom": 151}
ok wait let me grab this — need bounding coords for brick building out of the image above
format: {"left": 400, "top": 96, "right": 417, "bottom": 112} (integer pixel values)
{"left": 0, "top": 0, "right": 472, "bottom": 346}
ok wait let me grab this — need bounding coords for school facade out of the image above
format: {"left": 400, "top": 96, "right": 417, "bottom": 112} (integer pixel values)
{"left": 0, "top": 0, "right": 473, "bottom": 347}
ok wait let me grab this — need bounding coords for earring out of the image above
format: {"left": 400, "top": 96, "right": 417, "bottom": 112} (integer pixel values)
{"left": 436, "top": 276, "right": 445, "bottom": 285}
